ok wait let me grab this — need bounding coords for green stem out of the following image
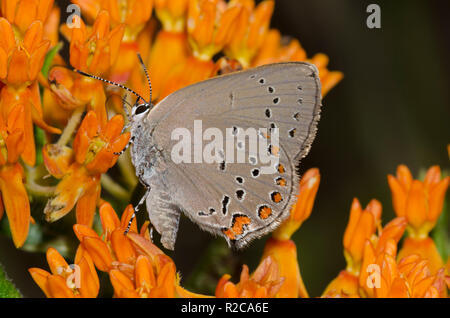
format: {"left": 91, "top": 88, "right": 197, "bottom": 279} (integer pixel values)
{"left": 57, "top": 107, "right": 84, "bottom": 147}
{"left": 101, "top": 174, "right": 130, "bottom": 201}
{"left": 25, "top": 165, "right": 56, "bottom": 197}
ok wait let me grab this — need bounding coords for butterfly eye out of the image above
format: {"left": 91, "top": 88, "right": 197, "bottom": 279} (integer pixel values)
{"left": 134, "top": 105, "right": 149, "bottom": 115}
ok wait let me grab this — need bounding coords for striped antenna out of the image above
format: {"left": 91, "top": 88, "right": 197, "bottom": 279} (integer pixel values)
{"left": 137, "top": 53, "right": 152, "bottom": 103}
{"left": 74, "top": 69, "right": 148, "bottom": 104}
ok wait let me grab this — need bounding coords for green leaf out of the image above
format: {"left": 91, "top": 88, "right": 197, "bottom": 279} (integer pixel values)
{"left": 41, "top": 42, "right": 63, "bottom": 78}
{"left": 0, "top": 264, "right": 22, "bottom": 298}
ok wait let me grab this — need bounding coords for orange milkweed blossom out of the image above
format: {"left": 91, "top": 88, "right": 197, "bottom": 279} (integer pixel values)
{"left": 28, "top": 247, "right": 99, "bottom": 298}
{"left": 359, "top": 238, "right": 448, "bottom": 298}
{"left": 72, "top": 202, "right": 208, "bottom": 298}
{"left": 0, "top": 17, "right": 60, "bottom": 165}
{"left": 72, "top": 0, "right": 154, "bottom": 99}
{"left": 43, "top": 111, "right": 130, "bottom": 227}
{"left": 51, "top": 11, "right": 124, "bottom": 127}
{"left": 0, "top": 0, "right": 54, "bottom": 35}
{"left": 323, "top": 213, "right": 408, "bottom": 298}
{"left": 215, "top": 256, "right": 284, "bottom": 298}
{"left": 0, "top": 104, "right": 31, "bottom": 248}
{"left": 388, "top": 165, "right": 449, "bottom": 273}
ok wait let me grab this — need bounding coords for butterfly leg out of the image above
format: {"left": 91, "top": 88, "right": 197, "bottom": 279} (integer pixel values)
{"left": 145, "top": 189, "right": 181, "bottom": 250}
{"left": 124, "top": 184, "right": 151, "bottom": 235}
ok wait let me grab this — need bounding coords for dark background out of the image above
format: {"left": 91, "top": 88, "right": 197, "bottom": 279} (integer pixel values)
{"left": 1, "top": 0, "right": 449, "bottom": 297}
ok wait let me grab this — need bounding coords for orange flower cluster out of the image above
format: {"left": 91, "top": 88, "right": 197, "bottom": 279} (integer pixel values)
{"left": 43, "top": 111, "right": 129, "bottom": 227}
{"left": 0, "top": 0, "right": 61, "bottom": 247}
{"left": 324, "top": 165, "right": 449, "bottom": 298}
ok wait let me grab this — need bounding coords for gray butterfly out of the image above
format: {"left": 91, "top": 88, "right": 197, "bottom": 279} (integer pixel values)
{"left": 77, "top": 56, "right": 322, "bottom": 250}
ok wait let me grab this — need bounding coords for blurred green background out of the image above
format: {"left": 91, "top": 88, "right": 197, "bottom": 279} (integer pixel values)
{"left": 0, "top": 0, "right": 449, "bottom": 297}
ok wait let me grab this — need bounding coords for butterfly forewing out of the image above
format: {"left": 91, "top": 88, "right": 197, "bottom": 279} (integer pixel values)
{"left": 146, "top": 62, "right": 322, "bottom": 248}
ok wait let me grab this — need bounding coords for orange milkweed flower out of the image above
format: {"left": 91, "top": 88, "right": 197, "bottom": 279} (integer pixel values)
{"left": 187, "top": 0, "right": 242, "bottom": 61}
{"left": 29, "top": 247, "right": 99, "bottom": 298}
{"left": 0, "top": 104, "right": 31, "bottom": 248}
{"left": 69, "top": 11, "right": 124, "bottom": 76}
{"left": 358, "top": 218, "right": 408, "bottom": 298}
{"left": 324, "top": 217, "right": 407, "bottom": 298}
{"left": 215, "top": 256, "right": 284, "bottom": 298}
{"left": 0, "top": 0, "right": 54, "bottom": 35}
{"left": 388, "top": 165, "right": 449, "bottom": 238}
{"left": 0, "top": 18, "right": 60, "bottom": 165}
{"left": 0, "top": 19, "right": 50, "bottom": 87}
{"left": 72, "top": 202, "right": 208, "bottom": 298}
{"left": 388, "top": 165, "right": 449, "bottom": 273}
{"left": 359, "top": 238, "right": 448, "bottom": 298}
{"left": 224, "top": 0, "right": 274, "bottom": 68}
{"left": 43, "top": 111, "right": 130, "bottom": 226}
{"left": 72, "top": 0, "right": 153, "bottom": 41}
{"left": 342, "top": 198, "right": 381, "bottom": 275}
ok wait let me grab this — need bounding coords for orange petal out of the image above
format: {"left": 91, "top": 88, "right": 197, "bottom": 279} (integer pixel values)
{"left": 423, "top": 166, "right": 441, "bottom": 190}
{"left": 6, "top": 49, "right": 30, "bottom": 85}
{"left": 404, "top": 180, "right": 428, "bottom": 231}
{"left": 28, "top": 40, "right": 51, "bottom": 81}
{"left": 0, "top": 47, "right": 8, "bottom": 79}
{"left": 73, "top": 224, "right": 101, "bottom": 242}
{"left": 388, "top": 174, "right": 407, "bottom": 217}
{"left": 75, "top": 182, "right": 100, "bottom": 227}
{"left": 78, "top": 256, "right": 100, "bottom": 298}
{"left": 111, "top": 228, "right": 136, "bottom": 264}
{"left": 28, "top": 268, "right": 51, "bottom": 297}
{"left": 109, "top": 269, "right": 139, "bottom": 298}
{"left": 120, "top": 205, "right": 138, "bottom": 233}
{"left": 0, "top": 18, "right": 16, "bottom": 53}
{"left": 46, "top": 247, "right": 69, "bottom": 276}
{"left": 149, "top": 262, "right": 176, "bottom": 298}
{"left": 23, "top": 20, "right": 44, "bottom": 53}
{"left": 103, "top": 114, "right": 124, "bottom": 141}
{"left": 428, "top": 176, "right": 449, "bottom": 222}
{"left": 135, "top": 255, "right": 156, "bottom": 290}
{"left": 42, "top": 144, "right": 74, "bottom": 178}
{"left": 82, "top": 236, "right": 113, "bottom": 272}
{"left": 5, "top": 130, "right": 24, "bottom": 163}
{"left": 0, "top": 163, "right": 30, "bottom": 247}
{"left": 15, "top": 0, "right": 39, "bottom": 33}
{"left": 99, "top": 201, "right": 120, "bottom": 236}
{"left": 47, "top": 275, "right": 75, "bottom": 298}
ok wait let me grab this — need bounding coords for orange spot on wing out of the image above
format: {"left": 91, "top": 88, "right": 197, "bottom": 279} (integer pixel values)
{"left": 258, "top": 206, "right": 272, "bottom": 220}
{"left": 222, "top": 215, "right": 251, "bottom": 240}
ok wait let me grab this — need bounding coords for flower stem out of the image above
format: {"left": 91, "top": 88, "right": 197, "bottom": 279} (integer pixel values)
{"left": 25, "top": 165, "right": 56, "bottom": 197}
{"left": 57, "top": 107, "right": 84, "bottom": 147}
{"left": 101, "top": 174, "right": 130, "bottom": 201}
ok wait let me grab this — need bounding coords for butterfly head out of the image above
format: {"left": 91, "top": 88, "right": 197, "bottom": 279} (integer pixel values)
{"left": 131, "top": 100, "right": 151, "bottom": 121}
